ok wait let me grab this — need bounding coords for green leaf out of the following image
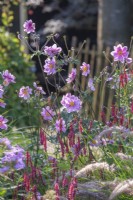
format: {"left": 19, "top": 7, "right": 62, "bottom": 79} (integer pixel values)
{"left": 0, "top": 188, "right": 6, "bottom": 197}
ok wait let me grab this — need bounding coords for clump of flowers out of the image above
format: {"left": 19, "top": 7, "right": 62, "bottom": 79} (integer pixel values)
{"left": 61, "top": 93, "right": 82, "bottom": 113}
{"left": 0, "top": 70, "right": 16, "bottom": 132}
{"left": 0, "top": 141, "right": 25, "bottom": 173}
{"left": 0, "top": 137, "right": 11, "bottom": 149}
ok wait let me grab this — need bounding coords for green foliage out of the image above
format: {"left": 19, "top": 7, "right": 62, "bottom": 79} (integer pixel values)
{"left": 118, "top": 194, "right": 133, "bottom": 200}
{"left": 0, "top": 0, "right": 20, "bottom": 28}
{"left": 0, "top": 28, "right": 36, "bottom": 126}
{"left": 0, "top": 0, "right": 36, "bottom": 126}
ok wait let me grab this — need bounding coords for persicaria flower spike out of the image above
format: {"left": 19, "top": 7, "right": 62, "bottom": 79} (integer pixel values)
{"left": 61, "top": 93, "right": 82, "bottom": 113}
{"left": 54, "top": 181, "right": 60, "bottom": 198}
{"left": 23, "top": 173, "right": 30, "bottom": 192}
{"left": 68, "top": 124, "right": 75, "bottom": 147}
{"left": 131, "top": 101, "right": 133, "bottom": 114}
{"left": 55, "top": 118, "right": 66, "bottom": 133}
{"left": 110, "top": 44, "right": 129, "bottom": 63}
{"left": 43, "top": 57, "right": 56, "bottom": 75}
{"left": 119, "top": 72, "right": 128, "bottom": 87}
{"left": 40, "top": 129, "right": 47, "bottom": 151}
{"left": 2, "top": 70, "right": 16, "bottom": 86}
{"left": 23, "top": 19, "right": 35, "bottom": 34}
{"left": 44, "top": 44, "right": 62, "bottom": 57}
{"left": 41, "top": 106, "right": 55, "bottom": 121}
{"left": 62, "top": 176, "right": 68, "bottom": 187}
{"left": 66, "top": 68, "right": 77, "bottom": 83}
{"left": 68, "top": 178, "right": 77, "bottom": 200}
{"left": 58, "top": 135, "right": 65, "bottom": 157}
{"left": 19, "top": 86, "right": 32, "bottom": 100}
{"left": 80, "top": 62, "right": 90, "bottom": 76}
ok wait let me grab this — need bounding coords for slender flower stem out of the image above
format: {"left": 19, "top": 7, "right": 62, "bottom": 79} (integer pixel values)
{"left": 41, "top": 37, "right": 51, "bottom": 52}
{"left": 37, "top": 55, "right": 50, "bottom": 95}
{"left": 129, "top": 36, "right": 133, "bottom": 54}
{"left": 75, "top": 40, "right": 86, "bottom": 58}
{"left": 63, "top": 35, "right": 69, "bottom": 54}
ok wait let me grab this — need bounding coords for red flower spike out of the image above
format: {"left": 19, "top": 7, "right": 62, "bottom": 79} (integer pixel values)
{"left": 65, "top": 141, "right": 69, "bottom": 153}
{"left": 26, "top": 151, "right": 32, "bottom": 167}
{"left": 88, "top": 120, "right": 93, "bottom": 130}
{"left": 68, "top": 178, "right": 77, "bottom": 200}
{"left": 83, "top": 147, "right": 87, "bottom": 155}
{"left": 78, "top": 119, "right": 83, "bottom": 133}
{"left": 68, "top": 124, "right": 75, "bottom": 147}
{"left": 120, "top": 115, "right": 124, "bottom": 126}
{"left": 54, "top": 181, "right": 60, "bottom": 197}
{"left": 23, "top": 173, "right": 30, "bottom": 192}
{"left": 100, "top": 109, "right": 106, "bottom": 124}
{"left": 131, "top": 101, "right": 133, "bottom": 113}
{"left": 40, "top": 128, "right": 47, "bottom": 151}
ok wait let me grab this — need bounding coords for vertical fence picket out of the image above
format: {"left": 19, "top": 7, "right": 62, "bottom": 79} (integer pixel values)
{"left": 130, "top": 45, "right": 133, "bottom": 58}
{"left": 90, "top": 44, "right": 96, "bottom": 77}
{"left": 68, "top": 36, "right": 78, "bottom": 74}
{"left": 85, "top": 44, "right": 97, "bottom": 115}
{"left": 80, "top": 39, "right": 90, "bottom": 91}
{"left": 98, "top": 46, "right": 111, "bottom": 120}
{"left": 75, "top": 42, "right": 82, "bottom": 90}
{"left": 92, "top": 50, "right": 102, "bottom": 117}
{"left": 106, "top": 89, "right": 114, "bottom": 120}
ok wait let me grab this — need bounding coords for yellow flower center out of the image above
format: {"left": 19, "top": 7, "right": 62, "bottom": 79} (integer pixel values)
{"left": 23, "top": 89, "right": 28, "bottom": 95}
{"left": 70, "top": 101, "right": 74, "bottom": 107}
{"left": 0, "top": 99, "right": 4, "bottom": 103}
{"left": 3, "top": 80, "right": 8, "bottom": 86}
{"left": 118, "top": 50, "right": 123, "bottom": 56}
{"left": 92, "top": 140, "right": 96, "bottom": 144}
{"left": 49, "top": 64, "right": 53, "bottom": 69}
{"left": 83, "top": 65, "right": 88, "bottom": 72}
{"left": 46, "top": 111, "right": 50, "bottom": 116}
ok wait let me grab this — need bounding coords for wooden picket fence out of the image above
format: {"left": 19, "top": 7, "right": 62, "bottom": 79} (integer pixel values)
{"left": 68, "top": 36, "right": 114, "bottom": 121}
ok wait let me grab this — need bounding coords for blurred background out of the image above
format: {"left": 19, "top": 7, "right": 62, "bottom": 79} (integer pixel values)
{"left": 4, "top": 0, "right": 133, "bottom": 46}
{"left": 1, "top": 0, "right": 133, "bottom": 76}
